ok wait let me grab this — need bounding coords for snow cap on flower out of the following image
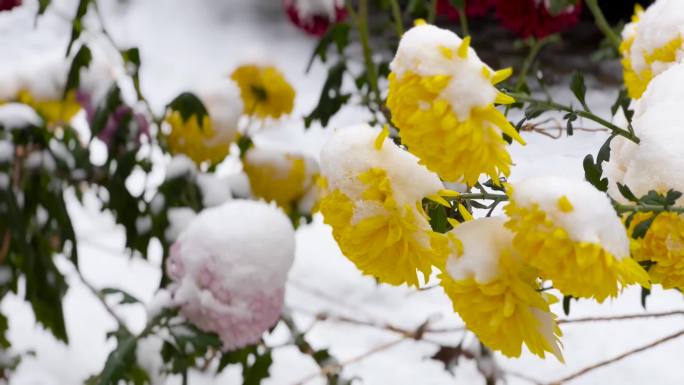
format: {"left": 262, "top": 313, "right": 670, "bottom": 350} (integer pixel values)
{"left": 387, "top": 21, "right": 523, "bottom": 185}
{"left": 495, "top": 0, "right": 582, "bottom": 39}
{"left": 319, "top": 123, "right": 450, "bottom": 287}
{"left": 441, "top": 217, "right": 563, "bottom": 361}
{"left": 231, "top": 64, "right": 295, "bottom": 119}
{"left": 504, "top": 176, "right": 650, "bottom": 302}
{"left": 166, "top": 200, "right": 295, "bottom": 351}
{"left": 620, "top": 0, "right": 684, "bottom": 99}
{"left": 284, "top": 0, "right": 346, "bottom": 36}
{"left": 165, "top": 78, "right": 243, "bottom": 166}
{"left": 243, "top": 145, "right": 319, "bottom": 214}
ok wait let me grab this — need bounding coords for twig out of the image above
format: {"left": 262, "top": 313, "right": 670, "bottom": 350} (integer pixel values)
{"left": 558, "top": 310, "right": 684, "bottom": 325}
{"left": 73, "top": 264, "right": 130, "bottom": 334}
{"left": 387, "top": 0, "right": 404, "bottom": 37}
{"left": 550, "top": 328, "right": 684, "bottom": 384}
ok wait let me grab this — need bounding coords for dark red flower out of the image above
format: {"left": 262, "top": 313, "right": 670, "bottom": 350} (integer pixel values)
{"left": 495, "top": 0, "right": 582, "bottom": 38}
{"left": 0, "top": 0, "right": 21, "bottom": 12}
{"left": 437, "top": 0, "right": 496, "bottom": 20}
{"left": 284, "top": 0, "right": 347, "bottom": 37}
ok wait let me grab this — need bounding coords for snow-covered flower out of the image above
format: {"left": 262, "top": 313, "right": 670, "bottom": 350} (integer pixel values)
{"left": 606, "top": 105, "right": 684, "bottom": 205}
{"left": 629, "top": 212, "right": 684, "bottom": 291}
{"left": 620, "top": 0, "right": 684, "bottom": 99}
{"left": 243, "top": 146, "right": 319, "bottom": 214}
{"left": 166, "top": 200, "right": 295, "bottom": 351}
{"left": 230, "top": 65, "right": 295, "bottom": 119}
{"left": 494, "top": 0, "right": 582, "bottom": 39}
{"left": 504, "top": 176, "right": 650, "bottom": 302}
{"left": 0, "top": 0, "right": 21, "bottom": 12}
{"left": 165, "top": 79, "right": 243, "bottom": 166}
{"left": 437, "top": 0, "right": 495, "bottom": 20}
{"left": 284, "top": 0, "right": 346, "bottom": 37}
{"left": 440, "top": 217, "right": 563, "bottom": 360}
{"left": 386, "top": 21, "right": 523, "bottom": 186}
{"left": 319, "top": 124, "right": 451, "bottom": 287}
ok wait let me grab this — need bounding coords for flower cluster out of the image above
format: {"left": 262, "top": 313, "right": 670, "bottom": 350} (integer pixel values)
{"left": 318, "top": 124, "right": 451, "bottom": 287}
{"left": 165, "top": 79, "right": 243, "bottom": 166}
{"left": 231, "top": 64, "right": 295, "bottom": 119}
{"left": 166, "top": 200, "right": 295, "bottom": 351}
{"left": 243, "top": 146, "right": 320, "bottom": 215}
{"left": 607, "top": 58, "right": 684, "bottom": 291}
{"left": 620, "top": 0, "right": 684, "bottom": 99}
{"left": 284, "top": 0, "right": 346, "bottom": 37}
{"left": 387, "top": 22, "right": 523, "bottom": 186}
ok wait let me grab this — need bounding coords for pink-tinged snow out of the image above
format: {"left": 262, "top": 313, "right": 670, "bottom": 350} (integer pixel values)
{"left": 1, "top": 0, "right": 683, "bottom": 384}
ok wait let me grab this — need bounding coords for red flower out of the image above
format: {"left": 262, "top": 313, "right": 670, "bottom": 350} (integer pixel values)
{"left": 495, "top": 0, "right": 582, "bottom": 38}
{"left": 284, "top": 0, "right": 347, "bottom": 37}
{"left": 0, "top": 0, "right": 21, "bottom": 12}
{"left": 437, "top": 0, "right": 496, "bottom": 20}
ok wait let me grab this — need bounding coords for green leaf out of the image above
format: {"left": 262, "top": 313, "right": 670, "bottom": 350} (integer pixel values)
{"left": 583, "top": 154, "right": 607, "bottom": 192}
{"left": 65, "top": 0, "right": 91, "bottom": 56}
{"left": 37, "top": 0, "right": 51, "bottom": 15}
{"left": 562, "top": 295, "right": 573, "bottom": 316}
{"left": 64, "top": 45, "right": 92, "bottom": 98}
{"left": 306, "top": 23, "right": 350, "bottom": 72}
{"left": 166, "top": 92, "right": 209, "bottom": 123}
{"left": 617, "top": 183, "right": 639, "bottom": 203}
{"left": 632, "top": 214, "right": 657, "bottom": 239}
{"left": 570, "top": 72, "right": 588, "bottom": 111}
{"left": 641, "top": 286, "right": 651, "bottom": 309}
{"left": 425, "top": 201, "right": 450, "bottom": 234}
{"left": 121, "top": 48, "right": 143, "bottom": 100}
{"left": 447, "top": 0, "right": 465, "bottom": 9}
{"left": 0, "top": 313, "right": 9, "bottom": 348}
{"left": 304, "top": 62, "right": 351, "bottom": 128}
{"left": 101, "top": 288, "right": 141, "bottom": 305}
{"left": 665, "top": 189, "right": 683, "bottom": 206}
{"left": 97, "top": 331, "right": 138, "bottom": 385}
{"left": 243, "top": 350, "right": 273, "bottom": 385}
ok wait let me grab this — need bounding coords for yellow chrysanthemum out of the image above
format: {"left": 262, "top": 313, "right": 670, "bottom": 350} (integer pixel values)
{"left": 165, "top": 111, "right": 235, "bottom": 166}
{"left": 441, "top": 217, "right": 563, "bottom": 360}
{"left": 620, "top": 2, "right": 684, "bottom": 99}
{"left": 319, "top": 124, "right": 450, "bottom": 286}
{"left": 230, "top": 65, "right": 295, "bottom": 119}
{"left": 504, "top": 177, "right": 650, "bottom": 302}
{"left": 17, "top": 90, "right": 81, "bottom": 125}
{"left": 387, "top": 21, "right": 523, "bottom": 185}
{"left": 243, "top": 147, "right": 319, "bottom": 213}
{"left": 629, "top": 212, "right": 684, "bottom": 291}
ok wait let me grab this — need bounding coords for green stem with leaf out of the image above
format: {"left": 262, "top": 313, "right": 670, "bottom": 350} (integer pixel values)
{"left": 615, "top": 204, "right": 684, "bottom": 215}
{"left": 584, "top": 0, "right": 621, "bottom": 51}
{"left": 509, "top": 92, "right": 640, "bottom": 144}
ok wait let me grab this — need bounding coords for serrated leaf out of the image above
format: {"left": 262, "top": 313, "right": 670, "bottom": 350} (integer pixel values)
{"left": 570, "top": 72, "right": 588, "bottom": 111}
{"left": 583, "top": 154, "right": 607, "bottom": 192}
{"left": 665, "top": 189, "right": 683, "bottom": 206}
{"left": 632, "top": 214, "right": 657, "bottom": 239}
{"left": 617, "top": 183, "right": 639, "bottom": 203}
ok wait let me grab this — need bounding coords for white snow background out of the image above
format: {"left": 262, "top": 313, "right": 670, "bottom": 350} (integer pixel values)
{"left": 1, "top": 0, "right": 683, "bottom": 384}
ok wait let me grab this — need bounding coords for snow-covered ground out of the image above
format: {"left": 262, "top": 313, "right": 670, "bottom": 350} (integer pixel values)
{"left": 2, "top": 1, "right": 683, "bottom": 384}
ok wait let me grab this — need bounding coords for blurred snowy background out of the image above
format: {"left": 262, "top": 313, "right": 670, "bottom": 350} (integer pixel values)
{"left": 1, "top": 0, "right": 683, "bottom": 384}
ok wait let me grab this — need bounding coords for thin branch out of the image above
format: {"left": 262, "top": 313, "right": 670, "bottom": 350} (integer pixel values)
{"left": 550, "top": 328, "right": 684, "bottom": 384}
{"left": 559, "top": 310, "right": 684, "bottom": 325}
{"left": 583, "top": 0, "right": 621, "bottom": 51}
{"left": 73, "top": 265, "right": 130, "bottom": 334}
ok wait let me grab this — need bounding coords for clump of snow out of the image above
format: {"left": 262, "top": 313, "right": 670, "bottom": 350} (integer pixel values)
{"left": 604, "top": 110, "right": 639, "bottom": 202}
{"left": 136, "top": 333, "right": 167, "bottom": 385}
{"left": 194, "top": 77, "right": 243, "bottom": 144}
{"left": 508, "top": 176, "right": 630, "bottom": 259}
{"left": 25, "top": 150, "right": 56, "bottom": 172}
{"left": 166, "top": 200, "right": 295, "bottom": 351}
{"left": 225, "top": 171, "right": 251, "bottom": 198}
{"left": 0, "top": 139, "right": 13, "bottom": 163}
{"left": 146, "top": 289, "right": 173, "bottom": 320}
{"left": 49, "top": 139, "right": 75, "bottom": 168}
{"left": 166, "top": 155, "right": 196, "bottom": 180}
{"left": 287, "top": 0, "right": 342, "bottom": 20}
{"left": 0, "top": 174, "right": 9, "bottom": 190}
{"left": 636, "top": 62, "right": 684, "bottom": 117}
{"left": 621, "top": 105, "right": 684, "bottom": 204}
{"left": 626, "top": 0, "right": 684, "bottom": 80}
{"left": 445, "top": 217, "right": 512, "bottom": 283}
{"left": 320, "top": 123, "right": 443, "bottom": 209}
{"left": 164, "top": 207, "right": 197, "bottom": 242}
{"left": 390, "top": 23, "right": 497, "bottom": 119}
{"left": 196, "top": 173, "right": 233, "bottom": 207}
{"left": 135, "top": 215, "right": 152, "bottom": 234}
{"left": 0, "top": 103, "right": 42, "bottom": 129}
